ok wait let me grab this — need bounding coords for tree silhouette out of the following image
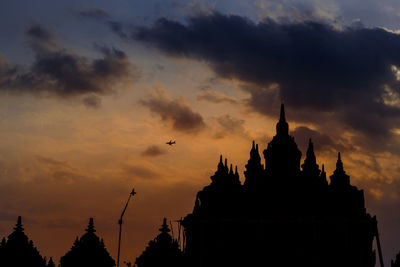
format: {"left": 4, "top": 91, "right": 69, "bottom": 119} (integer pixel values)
{"left": 135, "top": 218, "right": 184, "bottom": 267}
{"left": 60, "top": 218, "right": 115, "bottom": 267}
{"left": 0, "top": 216, "right": 46, "bottom": 267}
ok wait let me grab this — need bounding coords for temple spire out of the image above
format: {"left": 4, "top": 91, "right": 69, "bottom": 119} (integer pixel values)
{"left": 217, "top": 155, "right": 224, "bottom": 171}
{"left": 301, "top": 138, "right": 320, "bottom": 177}
{"left": 159, "top": 218, "right": 170, "bottom": 234}
{"left": 280, "top": 103, "right": 286, "bottom": 122}
{"left": 86, "top": 218, "right": 96, "bottom": 234}
{"left": 336, "top": 152, "right": 344, "bottom": 171}
{"left": 276, "top": 103, "right": 289, "bottom": 136}
{"left": 14, "top": 216, "right": 24, "bottom": 232}
{"left": 330, "top": 152, "right": 350, "bottom": 187}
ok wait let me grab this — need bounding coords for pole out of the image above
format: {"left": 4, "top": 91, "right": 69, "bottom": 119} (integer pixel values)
{"left": 373, "top": 216, "right": 385, "bottom": 267}
{"left": 117, "top": 188, "right": 136, "bottom": 267}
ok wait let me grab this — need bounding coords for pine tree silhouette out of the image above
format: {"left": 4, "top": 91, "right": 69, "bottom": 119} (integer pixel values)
{"left": 0, "top": 216, "right": 46, "bottom": 267}
{"left": 135, "top": 218, "right": 184, "bottom": 267}
{"left": 60, "top": 218, "right": 115, "bottom": 267}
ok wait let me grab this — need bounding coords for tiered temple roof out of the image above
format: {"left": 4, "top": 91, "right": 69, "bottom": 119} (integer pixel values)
{"left": 182, "top": 104, "right": 376, "bottom": 267}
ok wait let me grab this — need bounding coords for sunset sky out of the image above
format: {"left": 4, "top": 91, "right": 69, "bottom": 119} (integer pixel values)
{"left": 2, "top": 0, "right": 400, "bottom": 265}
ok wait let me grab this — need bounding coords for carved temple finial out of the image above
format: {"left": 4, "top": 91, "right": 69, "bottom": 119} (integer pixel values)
{"left": 14, "top": 216, "right": 24, "bottom": 232}
{"left": 276, "top": 103, "right": 289, "bottom": 136}
{"left": 280, "top": 103, "right": 286, "bottom": 122}
{"left": 159, "top": 218, "right": 170, "bottom": 233}
{"left": 336, "top": 152, "right": 344, "bottom": 171}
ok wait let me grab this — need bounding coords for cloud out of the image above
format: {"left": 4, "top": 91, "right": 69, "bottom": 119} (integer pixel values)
{"left": 254, "top": 0, "right": 339, "bottom": 24}
{"left": 78, "top": 7, "right": 109, "bottom": 19}
{"left": 82, "top": 95, "right": 102, "bottom": 109}
{"left": 108, "top": 21, "right": 129, "bottom": 39}
{"left": 124, "top": 165, "right": 159, "bottom": 179}
{"left": 35, "top": 155, "right": 86, "bottom": 183}
{"left": 291, "top": 126, "right": 351, "bottom": 153}
{"left": 140, "top": 88, "right": 205, "bottom": 134}
{"left": 213, "top": 114, "right": 248, "bottom": 139}
{"left": 132, "top": 13, "right": 400, "bottom": 153}
{"left": 0, "top": 23, "right": 139, "bottom": 105}
{"left": 141, "top": 145, "right": 167, "bottom": 157}
{"left": 197, "top": 89, "right": 238, "bottom": 104}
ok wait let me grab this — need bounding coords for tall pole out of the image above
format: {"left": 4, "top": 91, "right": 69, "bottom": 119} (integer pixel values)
{"left": 373, "top": 216, "right": 385, "bottom": 267}
{"left": 117, "top": 188, "right": 136, "bottom": 267}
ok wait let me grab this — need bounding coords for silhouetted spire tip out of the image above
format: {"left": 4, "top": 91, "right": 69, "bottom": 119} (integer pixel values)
{"left": 86, "top": 218, "right": 96, "bottom": 233}
{"left": 336, "top": 152, "right": 344, "bottom": 172}
{"left": 280, "top": 103, "right": 286, "bottom": 122}
{"left": 14, "top": 216, "right": 24, "bottom": 231}
{"left": 276, "top": 103, "right": 289, "bottom": 135}
{"left": 159, "top": 218, "right": 170, "bottom": 233}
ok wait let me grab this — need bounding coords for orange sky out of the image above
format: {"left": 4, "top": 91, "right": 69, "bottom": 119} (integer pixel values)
{"left": 2, "top": 1, "right": 400, "bottom": 266}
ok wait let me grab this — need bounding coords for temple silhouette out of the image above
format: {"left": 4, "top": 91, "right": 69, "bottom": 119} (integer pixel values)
{"left": 180, "top": 104, "right": 381, "bottom": 267}
{"left": 60, "top": 218, "right": 115, "bottom": 267}
{"left": 2, "top": 104, "right": 400, "bottom": 267}
{"left": 0, "top": 216, "right": 50, "bottom": 267}
{"left": 135, "top": 218, "right": 184, "bottom": 267}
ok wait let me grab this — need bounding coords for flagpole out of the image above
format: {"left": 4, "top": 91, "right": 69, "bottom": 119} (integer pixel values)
{"left": 117, "top": 188, "right": 136, "bottom": 267}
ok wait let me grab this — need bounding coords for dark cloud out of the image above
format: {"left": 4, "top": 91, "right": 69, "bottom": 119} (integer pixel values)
{"left": 213, "top": 114, "right": 247, "bottom": 139}
{"left": 140, "top": 89, "right": 205, "bottom": 133}
{"left": 197, "top": 89, "right": 238, "bottom": 104}
{"left": 141, "top": 145, "right": 167, "bottom": 157}
{"left": 108, "top": 21, "right": 129, "bottom": 39}
{"left": 132, "top": 13, "right": 400, "bottom": 153}
{"left": 82, "top": 95, "right": 102, "bottom": 109}
{"left": 78, "top": 7, "right": 109, "bottom": 19}
{"left": 0, "top": 24, "right": 138, "bottom": 105}
{"left": 291, "top": 126, "right": 351, "bottom": 153}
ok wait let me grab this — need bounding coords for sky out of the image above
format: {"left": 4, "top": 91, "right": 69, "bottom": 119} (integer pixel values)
{"left": 1, "top": 0, "right": 400, "bottom": 265}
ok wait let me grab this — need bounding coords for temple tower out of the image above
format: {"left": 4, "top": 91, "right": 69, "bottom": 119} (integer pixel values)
{"left": 263, "top": 104, "right": 302, "bottom": 180}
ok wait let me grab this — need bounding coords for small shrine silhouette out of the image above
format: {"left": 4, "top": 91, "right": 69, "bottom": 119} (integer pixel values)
{"left": 0, "top": 216, "right": 47, "bottom": 267}
{"left": 60, "top": 218, "right": 115, "bottom": 267}
{"left": 179, "top": 104, "right": 381, "bottom": 267}
{"left": 135, "top": 218, "right": 184, "bottom": 267}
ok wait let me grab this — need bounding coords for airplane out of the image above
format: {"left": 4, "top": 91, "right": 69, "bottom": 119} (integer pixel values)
{"left": 166, "top": 140, "right": 176, "bottom": 145}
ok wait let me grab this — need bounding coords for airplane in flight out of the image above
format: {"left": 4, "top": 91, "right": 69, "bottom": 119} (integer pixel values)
{"left": 166, "top": 140, "right": 176, "bottom": 145}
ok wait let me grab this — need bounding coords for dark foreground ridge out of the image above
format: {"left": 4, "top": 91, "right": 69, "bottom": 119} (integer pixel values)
{"left": 181, "top": 104, "right": 378, "bottom": 267}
